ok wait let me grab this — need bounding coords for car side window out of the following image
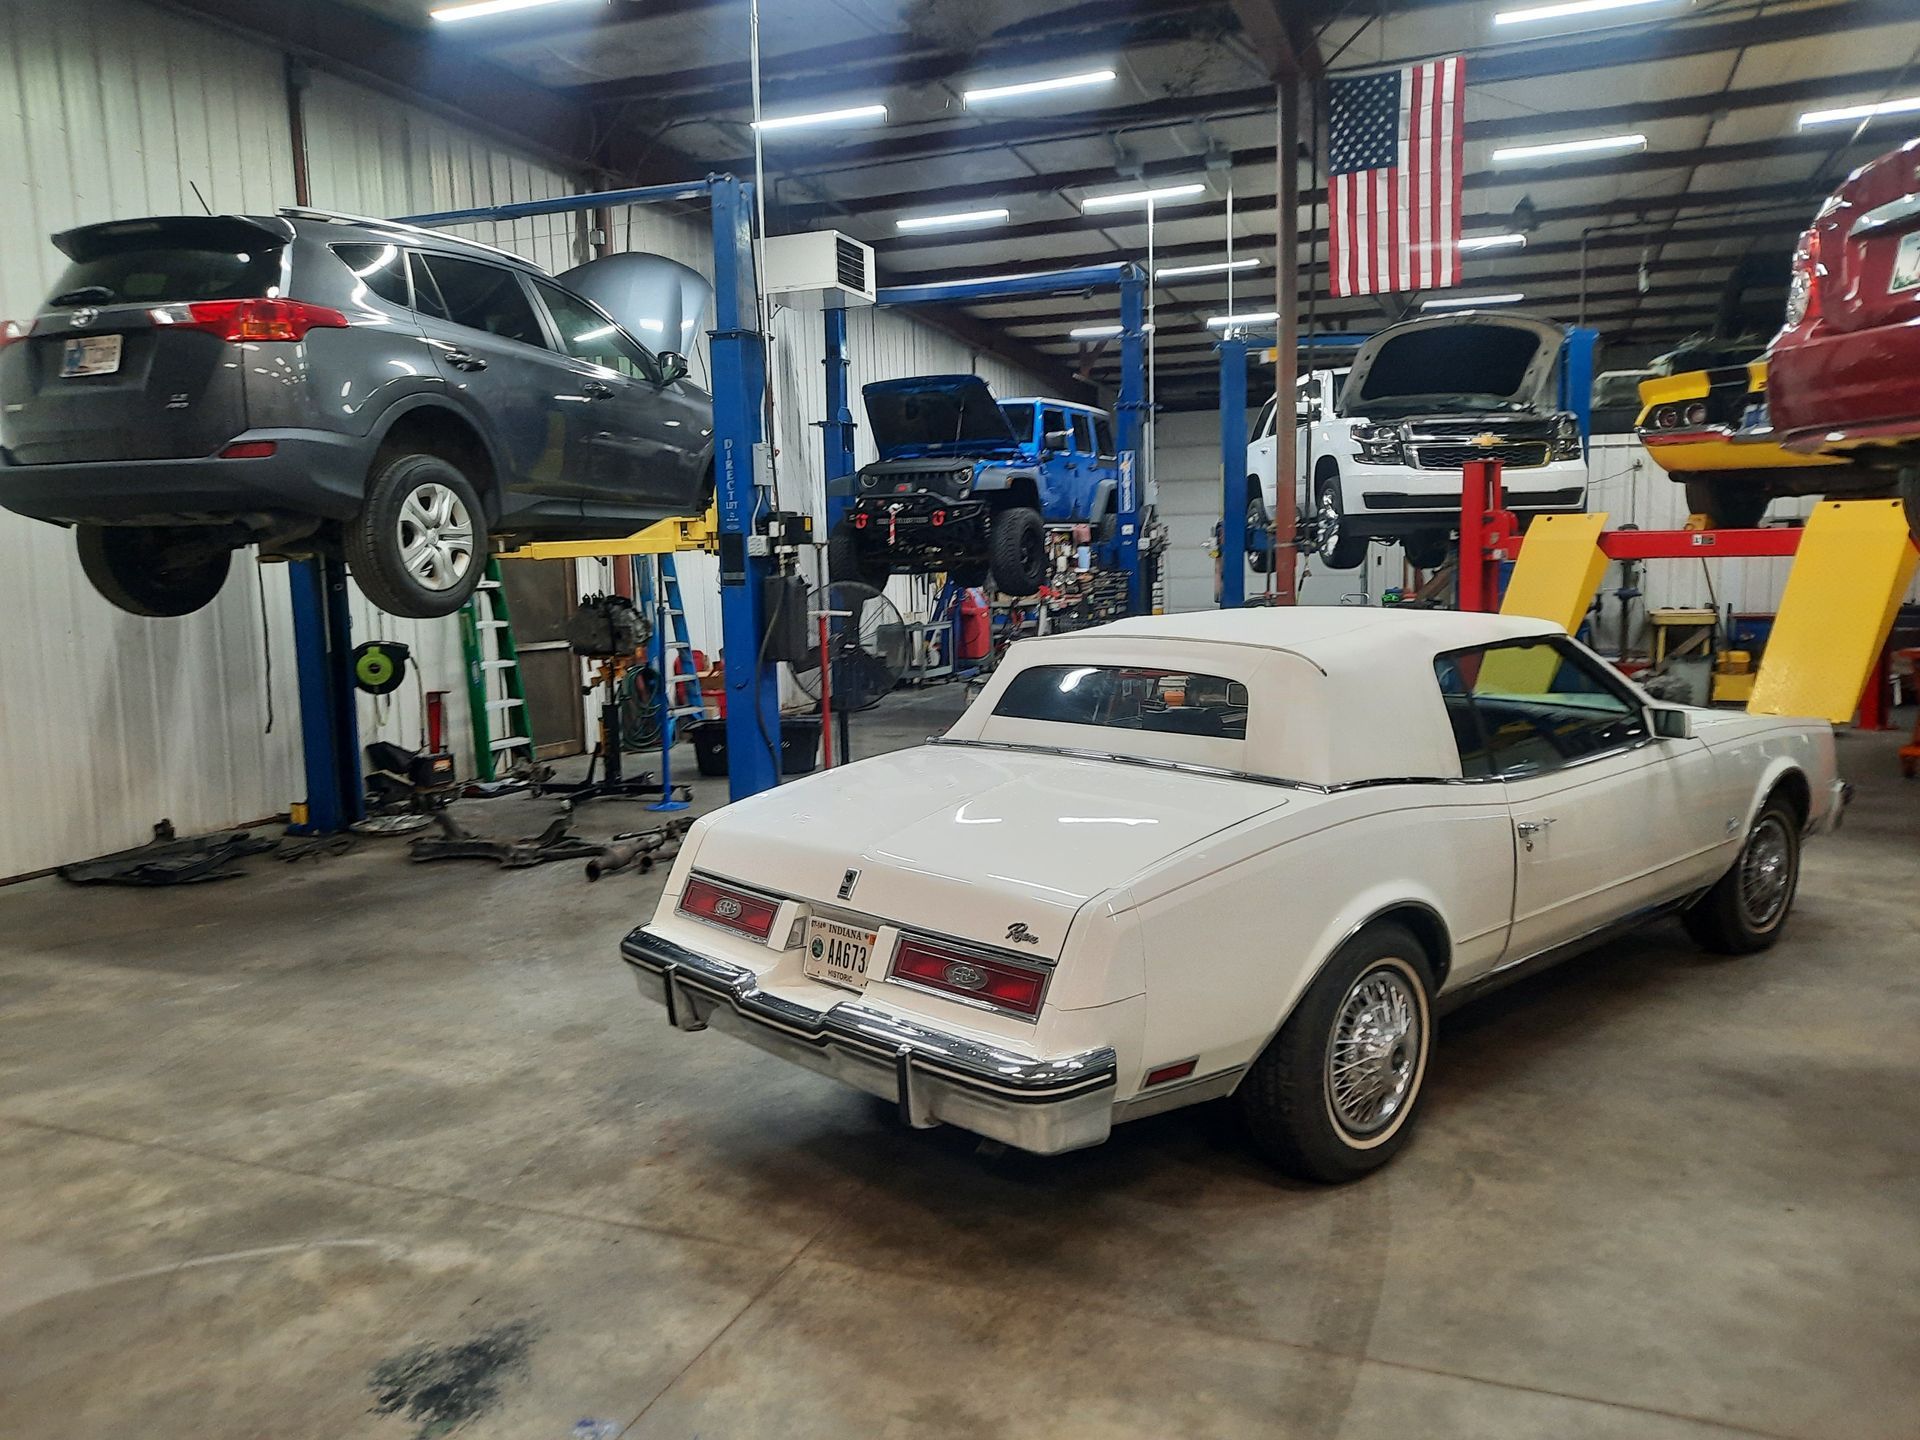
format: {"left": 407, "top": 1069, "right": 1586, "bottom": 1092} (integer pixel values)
{"left": 1042, "top": 407, "right": 1070, "bottom": 452}
{"left": 1255, "top": 396, "right": 1278, "bottom": 440}
{"left": 414, "top": 253, "right": 548, "bottom": 350}
{"left": 1093, "top": 414, "right": 1115, "bottom": 457}
{"left": 1072, "top": 412, "right": 1096, "bottom": 455}
{"left": 330, "top": 243, "right": 410, "bottom": 308}
{"left": 531, "top": 279, "right": 657, "bottom": 381}
{"left": 1436, "top": 639, "right": 1649, "bottom": 778}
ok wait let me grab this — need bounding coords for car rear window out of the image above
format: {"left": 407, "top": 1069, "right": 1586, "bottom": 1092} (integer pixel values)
{"left": 993, "top": 665, "right": 1249, "bottom": 740}
{"left": 46, "top": 246, "right": 281, "bottom": 306}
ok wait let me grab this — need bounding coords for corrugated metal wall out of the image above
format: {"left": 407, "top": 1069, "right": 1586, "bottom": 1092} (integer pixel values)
{"left": 0, "top": 0, "right": 304, "bottom": 878}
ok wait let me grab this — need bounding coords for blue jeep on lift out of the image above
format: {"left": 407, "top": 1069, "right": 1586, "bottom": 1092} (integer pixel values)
{"left": 828, "top": 375, "right": 1120, "bottom": 596}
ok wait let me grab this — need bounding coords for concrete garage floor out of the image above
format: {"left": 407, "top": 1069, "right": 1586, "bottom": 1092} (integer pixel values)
{"left": 2, "top": 687, "right": 1916, "bottom": 1440}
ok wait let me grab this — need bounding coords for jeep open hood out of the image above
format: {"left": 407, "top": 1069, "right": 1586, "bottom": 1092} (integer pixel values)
{"left": 864, "top": 375, "right": 1020, "bottom": 459}
{"left": 1342, "top": 313, "right": 1566, "bottom": 418}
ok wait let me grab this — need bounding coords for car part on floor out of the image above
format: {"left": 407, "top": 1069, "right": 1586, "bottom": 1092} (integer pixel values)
{"left": 408, "top": 812, "right": 608, "bottom": 867}
{"left": 584, "top": 816, "right": 695, "bottom": 881}
{"left": 57, "top": 820, "right": 279, "bottom": 885}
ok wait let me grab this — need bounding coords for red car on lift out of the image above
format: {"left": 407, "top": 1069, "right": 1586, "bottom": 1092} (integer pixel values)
{"left": 1769, "top": 137, "right": 1920, "bottom": 540}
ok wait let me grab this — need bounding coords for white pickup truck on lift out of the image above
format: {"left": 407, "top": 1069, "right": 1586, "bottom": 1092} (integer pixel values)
{"left": 1246, "top": 313, "right": 1591, "bottom": 571}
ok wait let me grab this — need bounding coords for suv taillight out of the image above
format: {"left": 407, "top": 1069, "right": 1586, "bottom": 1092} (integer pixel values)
{"left": 677, "top": 874, "right": 780, "bottom": 941}
{"left": 1785, "top": 229, "right": 1822, "bottom": 328}
{"left": 0, "top": 319, "right": 33, "bottom": 348}
{"left": 889, "top": 934, "right": 1048, "bottom": 1017}
{"left": 170, "top": 298, "right": 349, "bottom": 343}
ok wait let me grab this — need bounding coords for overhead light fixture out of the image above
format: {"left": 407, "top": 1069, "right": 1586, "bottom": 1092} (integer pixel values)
{"left": 1493, "top": 0, "right": 1680, "bottom": 26}
{"left": 1799, "top": 94, "right": 1920, "bottom": 129}
{"left": 1069, "top": 323, "right": 1154, "bottom": 339}
{"left": 1421, "top": 293, "right": 1526, "bottom": 310}
{"left": 1155, "top": 257, "right": 1264, "bottom": 279}
{"left": 965, "top": 70, "right": 1117, "bottom": 106}
{"left": 1081, "top": 182, "right": 1208, "bottom": 212}
{"left": 895, "top": 208, "right": 1010, "bottom": 232}
{"left": 752, "top": 103, "right": 888, "bottom": 133}
{"left": 1493, "top": 134, "right": 1647, "bottom": 164}
{"left": 430, "top": 0, "right": 592, "bottom": 20}
{"left": 1458, "top": 233, "right": 1528, "bottom": 253}
{"left": 1205, "top": 311, "right": 1280, "bottom": 329}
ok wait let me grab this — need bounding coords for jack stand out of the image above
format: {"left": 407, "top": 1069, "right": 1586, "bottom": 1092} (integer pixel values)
{"left": 1456, "top": 459, "right": 1521, "bottom": 613}
{"left": 537, "top": 657, "right": 691, "bottom": 806}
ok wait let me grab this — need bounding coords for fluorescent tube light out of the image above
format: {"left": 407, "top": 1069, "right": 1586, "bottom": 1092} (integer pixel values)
{"left": 1081, "top": 182, "right": 1207, "bottom": 212}
{"left": 965, "top": 70, "right": 1117, "bottom": 105}
{"left": 1421, "top": 293, "right": 1526, "bottom": 310}
{"left": 1069, "top": 323, "right": 1154, "bottom": 339}
{"left": 1458, "top": 232, "right": 1529, "bottom": 252}
{"left": 431, "top": 0, "right": 591, "bottom": 20}
{"left": 752, "top": 104, "right": 888, "bottom": 133}
{"left": 1156, "top": 257, "right": 1264, "bottom": 279}
{"left": 1205, "top": 311, "right": 1281, "bottom": 329}
{"left": 1493, "top": 134, "right": 1647, "bottom": 163}
{"left": 1494, "top": 0, "right": 1679, "bottom": 25}
{"left": 1799, "top": 95, "right": 1920, "bottom": 129}
{"left": 895, "top": 208, "right": 1011, "bottom": 232}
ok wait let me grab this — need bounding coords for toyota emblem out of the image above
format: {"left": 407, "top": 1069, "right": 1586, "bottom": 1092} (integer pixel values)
{"left": 70, "top": 307, "right": 99, "bottom": 328}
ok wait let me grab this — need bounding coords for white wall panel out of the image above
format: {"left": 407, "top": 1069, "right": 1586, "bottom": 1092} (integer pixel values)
{"left": 0, "top": 0, "right": 303, "bottom": 879}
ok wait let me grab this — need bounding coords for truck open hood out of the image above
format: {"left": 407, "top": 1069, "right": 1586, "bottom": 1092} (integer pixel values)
{"left": 686, "top": 743, "right": 1292, "bottom": 959}
{"left": 864, "top": 375, "right": 1020, "bottom": 460}
{"left": 1343, "top": 313, "right": 1566, "bottom": 417}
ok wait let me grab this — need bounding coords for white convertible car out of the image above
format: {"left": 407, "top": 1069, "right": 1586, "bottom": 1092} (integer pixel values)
{"left": 622, "top": 609, "right": 1844, "bottom": 1182}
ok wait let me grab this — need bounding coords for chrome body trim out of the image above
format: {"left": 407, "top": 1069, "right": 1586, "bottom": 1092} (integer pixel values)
{"left": 1437, "top": 895, "right": 1694, "bottom": 1013}
{"left": 1850, "top": 191, "right": 1920, "bottom": 238}
{"left": 928, "top": 736, "right": 1330, "bottom": 792}
{"left": 1112, "top": 1066, "right": 1248, "bottom": 1123}
{"left": 621, "top": 927, "right": 1118, "bottom": 1154}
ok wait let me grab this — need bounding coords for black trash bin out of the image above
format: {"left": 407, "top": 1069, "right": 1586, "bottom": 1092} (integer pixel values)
{"left": 687, "top": 717, "right": 820, "bottom": 778}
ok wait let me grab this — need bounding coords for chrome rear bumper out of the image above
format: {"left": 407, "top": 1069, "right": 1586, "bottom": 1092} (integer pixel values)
{"left": 620, "top": 927, "right": 1118, "bottom": 1154}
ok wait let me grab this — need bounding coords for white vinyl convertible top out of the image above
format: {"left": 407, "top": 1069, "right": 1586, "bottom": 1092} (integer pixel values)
{"left": 948, "top": 608, "right": 1572, "bottom": 787}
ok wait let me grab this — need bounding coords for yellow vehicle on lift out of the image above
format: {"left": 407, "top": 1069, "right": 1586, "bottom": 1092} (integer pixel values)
{"left": 1636, "top": 351, "right": 1886, "bottom": 528}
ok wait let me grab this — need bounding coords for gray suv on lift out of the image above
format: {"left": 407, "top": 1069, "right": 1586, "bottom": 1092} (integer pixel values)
{"left": 0, "top": 211, "right": 714, "bottom": 618}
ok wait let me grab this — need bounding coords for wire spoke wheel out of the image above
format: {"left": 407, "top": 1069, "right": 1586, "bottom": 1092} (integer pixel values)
{"left": 1738, "top": 814, "right": 1793, "bottom": 930}
{"left": 1326, "top": 964, "right": 1423, "bottom": 1138}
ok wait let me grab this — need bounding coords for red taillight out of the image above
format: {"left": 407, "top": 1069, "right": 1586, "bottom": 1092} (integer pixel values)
{"left": 889, "top": 935, "right": 1047, "bottom": 1017}
{"left": 219, "top": 441, "right": 278, "bottom": 460}
{"left": 175, "top": 298, "right": 349, "bottom": 343}
{"left": 1143, "top": 1058, "right": 1198, "bottom": 1087}
{"left": 678, "top": 874, "right": 779, "bottom": 941}
{"left": 0, "top": 319, "right": 34, "bottom": 348}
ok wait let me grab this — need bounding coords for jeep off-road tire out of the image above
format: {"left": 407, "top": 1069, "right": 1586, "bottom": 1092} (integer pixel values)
{"left": 1682, "top": 797, "right": 1802, "bottom": 954}
{"left": 1682, "top": 476, "right": 1770, "bottom": 531}
{"left": 988, "top": 505, "right": 1048, "bottom": 596}
{"left": 828, "top": 519, "right": 890, "bottom": 587}
{"left": 1237, "top": 922, "right": 1435, "bottom": 1184}
{"left": 76, "top": 524, "right": 234, "bottom": 618}
{"left": 345, "top": 453, "right": 488, "bottom": 619}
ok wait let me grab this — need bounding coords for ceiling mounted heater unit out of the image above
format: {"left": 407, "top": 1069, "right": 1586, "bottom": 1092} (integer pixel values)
{"left": 761, "top": 231, "right": 876, "bottom": 309}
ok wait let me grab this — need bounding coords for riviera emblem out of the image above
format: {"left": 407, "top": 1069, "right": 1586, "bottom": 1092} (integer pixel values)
{"left": 943, "top": 961, "right": 989, "bottom": 991}
{"left": 1005, "top": 922, "right": 1040, "bottom": 946}
{"left": 714, "top": 896, "right": 743, "bottom": 920}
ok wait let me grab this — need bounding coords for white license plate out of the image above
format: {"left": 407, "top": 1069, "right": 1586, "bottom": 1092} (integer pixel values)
{"left": 60, "top": 334, "right": 123, "bottom": 377}
{"left": 1889, "top": 230, "right": 1920, "bottom": 294}
{"left": 803, "top": 916, "right": 878, "bottom": 992}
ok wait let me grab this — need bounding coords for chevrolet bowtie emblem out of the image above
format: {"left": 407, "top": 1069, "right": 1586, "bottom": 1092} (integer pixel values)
{"left": 1472, "top": 433, "right": 1501, "bottom": 448}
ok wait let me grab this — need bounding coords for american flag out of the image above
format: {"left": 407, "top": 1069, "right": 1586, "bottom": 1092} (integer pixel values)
{"left": 1327, "top": 57, "right": 1466, "bottom": 298}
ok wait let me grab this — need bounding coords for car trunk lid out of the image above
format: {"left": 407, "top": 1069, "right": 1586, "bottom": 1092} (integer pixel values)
{"left": 863, "top": 375, "right": 1020, "bottom": 460}
{"left": 689, "top": 743, "right": 1293, "bottom": 960}
{"left": 1821, "top": 139, "right": 1920, "bottom": 335}
{"left": 2, "top": 215, "right": 291, "bottom": 464}
{"left": 1343, "top": 312, "right": 1565, "bottom": 417}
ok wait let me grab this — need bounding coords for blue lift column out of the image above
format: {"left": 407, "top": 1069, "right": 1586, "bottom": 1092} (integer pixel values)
{"left": 286, "top": 557, "right": 363, "bottom": 833}
{"left": 1115, "top": 265, "right": 1147, "bottom": 614}
{"left": 1560, "top": 326, "right": 1600, "bottom": 450}
{"left": 821, "top": 305, "right": 856, "bottom": 535}
{"left": 706, "top": 175, "right": 781, "bottom": 802}
{"left": 1218, "top": 338, "right": 1250, "bottom": 608}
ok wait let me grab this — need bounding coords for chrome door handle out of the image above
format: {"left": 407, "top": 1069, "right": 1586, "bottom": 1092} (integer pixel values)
{"left": 582, "top": 379, "right": 614, "bottom": 399}
{"left": 445, "top": 350, "right": 488, "bottom": 372}
{"left": 1516, "top": 818, "right": 1556, "bottom": 852}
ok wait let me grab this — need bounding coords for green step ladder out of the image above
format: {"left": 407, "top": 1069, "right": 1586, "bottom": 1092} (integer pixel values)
{"left": 460, "top": 559, "right": 534, "bottom": 781}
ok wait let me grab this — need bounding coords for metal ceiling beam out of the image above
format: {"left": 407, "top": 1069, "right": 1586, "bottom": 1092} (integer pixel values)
{"left": 577, "top": 0, "right": 1234, "bottom": 110}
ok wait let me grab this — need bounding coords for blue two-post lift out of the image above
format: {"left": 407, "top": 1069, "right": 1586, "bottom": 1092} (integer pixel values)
{"left": 1214, "top": 324, "right": 1600, "bottom": 607}
{"left": 285, "top": 173, "right": 784, "bottom": 835}
{"left": 820, "top": 263, "right": 1153, "bottom": 616}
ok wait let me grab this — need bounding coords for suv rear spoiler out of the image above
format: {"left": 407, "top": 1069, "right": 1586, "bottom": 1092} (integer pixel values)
{"left": 54, "top": 214, "right": 295, "bottom": 262}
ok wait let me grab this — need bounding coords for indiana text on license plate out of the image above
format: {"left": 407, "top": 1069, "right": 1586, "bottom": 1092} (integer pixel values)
{"left": 804, "top": 916, "right": 877, "bottom": 991}
{"left": 61, "top": 335, "right": 123, "bottom": 377}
